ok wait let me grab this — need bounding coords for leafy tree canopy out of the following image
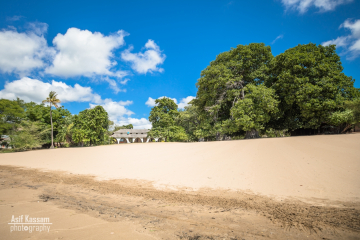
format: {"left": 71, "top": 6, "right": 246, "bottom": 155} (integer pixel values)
{"left": 177, "top": 104, "right": 202, "bottom": 141}
{"left": 22, "top": 101, "right": 71, "bottom": 144}
{"left": 9, "top": 121, "right": 50, "bottom": 151}
{"left": 329, "top": 98, "right": 360, "bottom": 132}
{"left": 194, "top": 43, "right": 273, "bottom": 123}
{"left": 149, "top": 97, "right": 178, "bottom": 129}
{"left": 192, "top": 43, "right": 274, "bottom": 139}
{"left": 148, "top": 98, "right": 188, "bottom": 141}
{"left": 24, "top": 102, "right": 71, "bottom": 129}
{"left": 0, "top": 99, "right": 24, "bottom": 135}
{"left": 268, "top": 43, "right": 357, "bottom": 130}
{"left": 114, "top": 124, "right": 133, "bottom": 131}
{"left": 222, "top": 84, "right": 279, "bottom": 134}
{"left": 73, "top": 105, "right": 110, "bottom": 146}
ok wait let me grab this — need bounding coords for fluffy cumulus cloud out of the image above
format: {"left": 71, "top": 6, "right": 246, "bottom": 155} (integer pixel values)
{"left": 90, "top": 100, "right": 133, "bottom": 119}
{"left": 322, "top": 19, "right": 360, "bottom": 59}
{"left": 145, "top": 96, "right": 195, "bottom": 109}
{"left": 0, "top": 23, "right": 54, "bottom": 76}
{"left": 0, "top": 77, "right": 102, "bottom": 104}
{"left": 0, "top": 22, "right": 166, "bottom": 93}
{"left": 46, "top": 28, "right": 128, "bottom": 78}
{"left": 281, "top": 0, "right": 353, "bottom": 13}
{"left": 178, "top": 96, "right": 196, "bottom": 109}
{"left": 121, "top": 39, "right": 166, "bottom": 74}
{"left": 145, "top": 96, "right": 177, "bottom": 107}
{"left": 145, "top": 97, "right": 157, "bottom": 107}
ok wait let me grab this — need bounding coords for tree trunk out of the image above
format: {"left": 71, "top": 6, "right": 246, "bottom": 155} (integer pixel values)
{"left": 341, "top": 124, "right": 352, "bottom": 133}
{"left": 216, "top": 132, "right": 221, "bottom": 141}
{"left": 245, "top": 129, "right": 260, "bottom": 139}
{"left": 50, "top": 103, "right": 54, "bottom": 149}
{"left": 240, "top": 88, "right": 244, "bottom": 100}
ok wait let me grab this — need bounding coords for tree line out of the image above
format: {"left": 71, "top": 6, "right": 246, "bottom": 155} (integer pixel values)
{"left": 0, "top": 92, "right": 128, "bottom": 151}
{"left": 148, "top": 43, "right": 360, "bottom": 142}
{"left": 1, "top": 42, "right": 359, "bottom": 149}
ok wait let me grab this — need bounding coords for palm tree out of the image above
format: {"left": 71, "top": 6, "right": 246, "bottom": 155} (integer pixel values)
{"left": 42, "top": 91, "right": 61, "bottom": 149}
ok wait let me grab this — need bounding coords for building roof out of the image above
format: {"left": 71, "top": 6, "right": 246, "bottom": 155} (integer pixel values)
{"left": 0, "top": 135, "right": 10, "bottom": 143}
{"left": 111, "top": 129, "right": 149, "bottom": 138}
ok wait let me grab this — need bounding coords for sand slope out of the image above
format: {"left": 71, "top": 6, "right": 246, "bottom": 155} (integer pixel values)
{"left": 1, "top": 134, "right": 359, "bottom": 202}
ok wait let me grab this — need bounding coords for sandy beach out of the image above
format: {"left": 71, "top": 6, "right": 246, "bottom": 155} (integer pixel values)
{"left": 1, "top": 133, "right": 359, "bottom": 201}
{"left": 0, "top": 134, "right": 359, "bottom": 239}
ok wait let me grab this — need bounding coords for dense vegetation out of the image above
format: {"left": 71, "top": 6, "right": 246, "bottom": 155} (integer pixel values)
{"left": 0, "top": 96, "right": 117, "bottom": 151}
{"left": 1, "top": 42, "right": 359, "bottom": 149}
{"left": 148, "top": 43, "right": 359, "bottom": 141}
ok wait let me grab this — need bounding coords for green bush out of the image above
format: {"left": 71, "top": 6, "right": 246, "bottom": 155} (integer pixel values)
{"left": 230, "top": 135, "right": 245, "bottom": 140}
{"left": 262, "top": 129, "right": 290, "bottom": 138}
{"left": 0, "top": 148, "right": 15, "bottom": 153}
{"left": 10, "top": 121, "right": 48, "bottom": 151}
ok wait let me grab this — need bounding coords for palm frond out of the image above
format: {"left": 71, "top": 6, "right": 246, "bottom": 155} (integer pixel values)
{"left": 43, "top": 91, "right": 61, "bottom": 108}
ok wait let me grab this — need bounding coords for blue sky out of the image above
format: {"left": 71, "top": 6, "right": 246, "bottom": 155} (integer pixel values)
{"left": 0, "top": 0, "right": 359, "bottom": 128}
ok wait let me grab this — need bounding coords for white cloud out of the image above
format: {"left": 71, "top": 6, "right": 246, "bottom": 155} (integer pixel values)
{"left": 349, "top": 39, "right": 360, "bottom": 52}
{"left": 101, "top": 76, "right": 126, "bottom": 94}
{"left": 0, "top": 22, "right": 163, "bottom": 91}
{"left": 342, "top": 18, "right": 360, "bottom": 38}
{"left": 26, "top": 22, "right": 49, "bottom": 36}
{"left": 145, "top": 97, "right": 157, "bottom": 107}
{"left": 121, "top": 39, "right": 166, "bottom": 74}
{"left": 6, "top": 16, "right": 23, "bottom": 21}
{"left": 0, "top": 77, "right": 102, "bottom": 104}
{"left": 145, "top": 96, "right": 177, "bottom": 107}
{"left": 145, "top": 96, "right": 195, "bottom": 109}
{"left": 90, "top": 100, "right": 133, "bottom": 119}
{"left": 178, "top": 96, "right": 195, "bottom": 109}
{"left": 115, "top": 117, "right": 152, "bottom": 129}
{"left": 322, "top": 19, "right": 360, "bottom": 59}
{"left": 45, "top": 28, "right": 128, "bottom": 78}
{"left": 120, "top": 78, "right": 130, "bottom": 85}
{"left": 271, "top": 34, "right": 284, "bottom": 44}
{"left": 90, "top": 100, "right": 151, "bottom": 129}
{"left": 0, "top": 25, "right": 54, "bottom": 76}
{"left": 322, "top": 36, "right": 349, "bottom": 47}
{"left": 281, "top": 0, "right": 353, "bottom": 13}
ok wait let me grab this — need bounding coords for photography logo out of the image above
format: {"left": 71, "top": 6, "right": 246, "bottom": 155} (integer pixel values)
{"left": 8, "top": 215, "right": 52, "bottom": 233}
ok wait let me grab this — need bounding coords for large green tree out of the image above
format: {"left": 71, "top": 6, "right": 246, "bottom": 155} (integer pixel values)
{"left": 268, "top": 43, "right": 357, "bottom": 132}
{"left": 0, "top": 99, "right": 24, "bottom": 136}
{"left": 10, "top": 121, "right": 49, "bottom": 151}
{"left": 222, "top": 84, "right": 279, "bottom": 138}
{"left": 177, "top": 104, "right": 202, "bottom": 141}
{"left": 55, "top": 115, "right": 74, "bottom": 145}
{"left": 193, "top": 43, "right": 273, "bottom": 139}
{"left": 24, "top": 101, "right": 71, "bottom": 144}
{"left": 73, "top": 105, "right": 110, "bottom": 146}
{"left": 148, "top": 98, "right": 188, "bottom": 141}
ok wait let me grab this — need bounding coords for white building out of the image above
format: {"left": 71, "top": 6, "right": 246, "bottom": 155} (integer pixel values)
{"left": 111, "top": 129, "right": 157, "bottom": 144}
